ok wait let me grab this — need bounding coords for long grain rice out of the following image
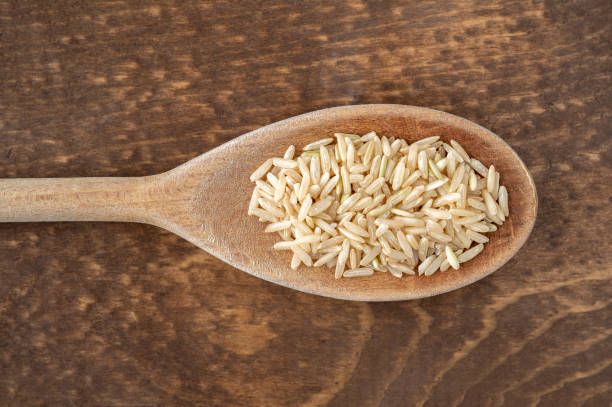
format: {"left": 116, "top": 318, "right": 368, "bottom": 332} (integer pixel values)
{"left": 458, "top": 244, "right": 484, "bottom": 262}
{"left": 344, "top": 267, "right": 374, "bottom": 277}
{"left": 445, "top": 245, "right": 460, "bottom": 270}
{"left": 498, "top": 186, "right": 509, "bottom": 216}
{"left": 272, "top": 158, "right": 298, "bottom": 169}
{"left": 303, "top": 138, "right": 333, "bottom": 151}
{"left": 248, "top": 131, "right": 509, "bottom": 279}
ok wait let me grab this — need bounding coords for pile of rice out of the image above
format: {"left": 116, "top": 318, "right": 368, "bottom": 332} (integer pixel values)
{"left": 248, "top": 132, "right": 509, "bottom": 279}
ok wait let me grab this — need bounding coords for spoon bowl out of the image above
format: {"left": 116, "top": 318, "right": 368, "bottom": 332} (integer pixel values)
{"left": 0, "top": 105, "right": 537, "bottom": 301}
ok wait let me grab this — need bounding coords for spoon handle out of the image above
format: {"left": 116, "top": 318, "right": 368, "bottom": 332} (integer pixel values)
{"left": 0, "top": 176, "right": 156, "bottom": 223}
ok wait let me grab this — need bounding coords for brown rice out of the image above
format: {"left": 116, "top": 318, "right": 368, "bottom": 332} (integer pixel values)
{"left": 248, "top": 132, "right": 509, "bottom": 279}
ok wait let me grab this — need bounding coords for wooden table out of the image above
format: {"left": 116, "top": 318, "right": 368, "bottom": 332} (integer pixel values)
{"left": 1, "top": 1, "right": 610, "bottom": 406}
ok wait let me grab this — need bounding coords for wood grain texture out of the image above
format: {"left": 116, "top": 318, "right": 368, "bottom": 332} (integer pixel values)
{"left": 0, "top": 0, "right": 610, "bottom": 405}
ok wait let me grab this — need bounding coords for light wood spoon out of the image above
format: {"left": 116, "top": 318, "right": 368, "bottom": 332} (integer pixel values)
{"left": 0, "top": 105, "right": 537, "bottom": 301}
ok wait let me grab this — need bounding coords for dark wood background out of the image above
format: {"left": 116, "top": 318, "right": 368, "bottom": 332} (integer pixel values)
{"left": 1, "top": 1, "right": 611, "bottom": 406}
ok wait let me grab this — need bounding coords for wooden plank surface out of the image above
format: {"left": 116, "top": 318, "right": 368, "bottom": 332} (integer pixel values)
{"left": 0, "top": 1, "right": 610, "bottom": 406}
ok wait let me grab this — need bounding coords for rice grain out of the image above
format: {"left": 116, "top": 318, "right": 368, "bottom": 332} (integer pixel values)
{"left": 248, "top": 132, "right": 509, "bottom": 278}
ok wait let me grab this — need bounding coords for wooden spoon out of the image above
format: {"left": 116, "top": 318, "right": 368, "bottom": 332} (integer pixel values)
{"left": 0, "top": 105, "right": 537, "bottom": 301}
